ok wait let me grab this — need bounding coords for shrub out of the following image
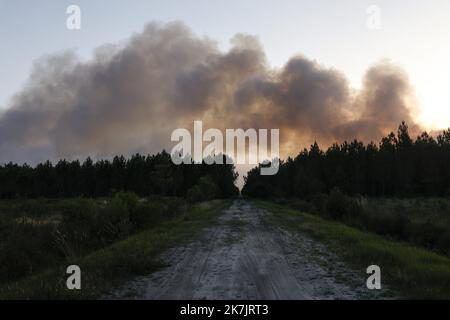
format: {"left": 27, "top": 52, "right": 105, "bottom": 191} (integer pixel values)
{"left": 187, "top": 185, "right": 203, "bottom": 203}
{"left": 165, "top": 197, "right": 186, "bottom": 218}
{"left": 0, "top": 194, "right": 188, "bottom": 286}
{"left": 290, "top": 199, "right": 315, "bottom": 213}
{"left": 99, "top": 192, "right": 138, "bottom": 240}
{"left": 55, "top": 199, "right": 99, "bottom": 258}
{"left": 0, "top": 220, "right": 56, "bottom": 283}
{"left": 187, "top": 176, "right": 219, "bottom": 203}
{"left": 326, "top": 187, "right": 362, "bottom": 220}
{"left": 130, "top": 201, "right": 165, "bottom": 227}
{"left": 310, "top": 193, "right": 328, "bottom": 215}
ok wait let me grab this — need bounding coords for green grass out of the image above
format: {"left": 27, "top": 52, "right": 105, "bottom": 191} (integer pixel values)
{"left": 253, "top": 200, "right": 450, "bottom": 299}
{"left": 0, "top": 199, "right": 230, "bottom": 299}
{"left": 360, "top": 197, "right": 450, "bottom": 233}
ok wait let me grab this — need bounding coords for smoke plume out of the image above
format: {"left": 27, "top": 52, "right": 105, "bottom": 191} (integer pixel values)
{"left": 0, "top": 21, "right": 421, "bottom": 165}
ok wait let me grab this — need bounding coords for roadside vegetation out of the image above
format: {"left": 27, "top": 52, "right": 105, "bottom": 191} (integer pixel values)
{"left": 0, "top": 196, "right": 230, "bottom": 299}
{"left": 271, "top": 191, "right": 450, "bottom": 257}
{"left": 255, "top": 200, "right": 450, "bottom": 299}
{"left": 0, "top": 151, "right": 239, "bottom": 299}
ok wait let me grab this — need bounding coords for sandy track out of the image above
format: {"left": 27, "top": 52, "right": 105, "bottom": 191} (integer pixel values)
{"left": 108, "top": 200, "right": 378, "bottom": 299}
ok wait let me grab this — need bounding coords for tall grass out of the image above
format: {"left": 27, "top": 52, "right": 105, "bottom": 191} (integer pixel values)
{"left": 257, "top": 200, "right": 450, "bottom": 299}
{"left": 0, "top": 193, "right": 186, "bottom": 285}
{"left": 276, "top": 192, "right": 450, "bottom": 257}
{"left": 0, "top": 199, "right": 229, "bottom": 299}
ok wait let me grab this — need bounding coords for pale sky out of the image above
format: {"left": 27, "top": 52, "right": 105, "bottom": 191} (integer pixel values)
{"left": 1, "top": 0, "right": 450, "bottom": 129}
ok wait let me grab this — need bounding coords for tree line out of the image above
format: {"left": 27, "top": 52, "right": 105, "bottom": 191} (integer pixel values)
{"left": 0, "top": 151, "right": 239, "bottom": 200}
{"left": 243, "top": 122, "right": 450, "bottom": 198}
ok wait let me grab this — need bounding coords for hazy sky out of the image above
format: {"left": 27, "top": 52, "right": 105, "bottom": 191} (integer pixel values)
{"left": 1, "top": 0, "right": 450, "bottom": 129}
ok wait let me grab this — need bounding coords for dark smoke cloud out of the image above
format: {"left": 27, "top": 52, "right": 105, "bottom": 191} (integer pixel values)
{"left": 331, "top": 62, "right": 420, "bottom": 142}
{"left": 0, "top": 21, "right": 421, "bottom": 165}
{"left": 233, "top": 57, "right": 420, "bottom": 156}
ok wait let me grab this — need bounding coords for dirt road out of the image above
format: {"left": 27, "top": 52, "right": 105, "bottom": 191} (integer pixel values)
{"left": 108, "top": 200, "right": 378, "bottom": 299}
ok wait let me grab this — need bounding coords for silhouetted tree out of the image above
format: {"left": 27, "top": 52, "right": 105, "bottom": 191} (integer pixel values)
{"left": 242, "top": 122, "right": 450, "bottom": 199}
{"left": 0, "top": 152, "right": 239, "bottom": 199}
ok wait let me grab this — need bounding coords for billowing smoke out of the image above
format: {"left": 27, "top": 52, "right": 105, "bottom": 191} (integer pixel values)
{"left": 0, "top": 21, "right": 421, "bottom": 165}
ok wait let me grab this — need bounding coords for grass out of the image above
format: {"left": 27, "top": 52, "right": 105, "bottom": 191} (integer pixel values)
{"left": 0, "top": 199, "right": 230, "bottom": 299}
{"left": 253, "top": 200, "right": 450, "bottom": 299}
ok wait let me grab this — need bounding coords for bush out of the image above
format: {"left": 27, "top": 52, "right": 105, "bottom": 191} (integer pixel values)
{"left": 0, "top": 194, "right": 191, "bottom": 286}
{"left": 187, "top": 185, "right": 203, "bottom": 203}
{"left": 290, "top": 199, "right": 315, "bottom": 213}
{"left": 100, "top": 192, "right": 138, "bottom": 240}
{"left": 0, "top": 220, "right": 57, "bottom": 283}
{"left": 165, "top": 197, "right": 186, "bottom": 218}
{"left": 326, "top": 187, "right": 362, "bottom": 220}
{"left": 55, "top": 199, "right": 99, "bottom": 258}
{"left": 310, "top": 193, "right": 328, "bottom": 215}
{"left": 187, "top": 176, "right": 219, "bottom": 203}
{"left": 130, "top": 201, "right": 165, "bottom": 227}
